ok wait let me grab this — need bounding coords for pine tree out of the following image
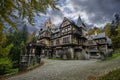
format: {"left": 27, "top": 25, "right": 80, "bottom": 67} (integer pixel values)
{"left": 21, "top": 24, "right": 28, "bottom": 44}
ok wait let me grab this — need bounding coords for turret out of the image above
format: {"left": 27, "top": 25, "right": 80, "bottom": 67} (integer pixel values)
{"left": 77, "top": 16, "right": 87, "bottom": 37}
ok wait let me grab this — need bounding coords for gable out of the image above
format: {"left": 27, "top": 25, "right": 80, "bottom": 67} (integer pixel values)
{"left": 60, "top": 17, "right": 71, "bottom": 28}
{"left": 77, "top": 16, "right": 83, "bottom": 27}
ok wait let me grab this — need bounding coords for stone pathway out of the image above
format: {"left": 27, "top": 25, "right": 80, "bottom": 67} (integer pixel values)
{"left": 7, "top": 57, "right": 120, "bottom": 80}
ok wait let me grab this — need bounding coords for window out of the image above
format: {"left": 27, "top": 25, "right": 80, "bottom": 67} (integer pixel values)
{"left": 62, "top": 27, "right": 69, "bottom": 33}
{"left": 79, "top": 40, "right": 82, "bottom": 44}
{"left": 63, "top": 37, "right": 70, "bottom": 43}
{"left": 68, "top": 26, "right": 71, "bottom": 31}
{"left": 56, "top": 39, "right": 60, "bottom": 45}
{"left": 51, "top": 41, "right": 54, "bottom": 46}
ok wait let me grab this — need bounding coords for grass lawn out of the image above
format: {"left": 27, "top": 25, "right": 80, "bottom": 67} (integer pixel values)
{"left": 98, "top": 68, "right": 120, "bottom": 80}
{"left": 98, "top": 49, "right": 120, "bottom": 80}
{"left": 106, "top": 53, "right": 120, "bottom": 60}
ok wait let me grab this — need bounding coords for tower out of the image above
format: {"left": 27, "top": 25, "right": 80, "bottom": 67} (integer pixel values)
{"left": 45, "top": 18, "right": 56, "bottom": 30}
{"left": 77, "top": 16, "right": 87, "bottom": 37}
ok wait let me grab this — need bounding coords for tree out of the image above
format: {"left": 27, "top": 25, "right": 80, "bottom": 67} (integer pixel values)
{"left": 21, "top": 24, "right": 28, "bottom": 43}
{"left": 88, "top": 27, "right": 101, "bottom": 35}
{"left": 0, "top": 44, "right": 13, "bottom": 75}
{"left": 0, "top": 0, "right": 59, "bottom": 52}
{"left": 114, "top": 13, "right": 120, "bottom": 27}
{"left": 0, "top": 0, "right": 59, "bottom": 30}
{"left": 0, "top": 22, "right": 6, "bottom": 46}
{"left": 5, "top": 27, "right": 28, "bottom": 68}
{"left": 20, "top": 41, "right": 26, "bottom": 55}
{"left": 94, "top": 27, "right": 101, "bottom": 34}
{"left": 110, "top": 22, "right": 120, "bottom": 49}
{"left": 0, "top": 0, "right": 59, "bottom": 74}
{"left": 7, "top": 30, "right": 28, "bottom": 67}
{"left": 104, "top": 23, "right": 111, "bottom": 37}
{"left": 9, "top": 45, "right": 21, "bottom": 68}
{"left": 0, "top": 0, "right": 59, "bottom": 45}
{"left": 88, "top": 28, "right": 95, "bottom": 35}
{"left": 31, "top": 32, "right": 37, "bottom": 43}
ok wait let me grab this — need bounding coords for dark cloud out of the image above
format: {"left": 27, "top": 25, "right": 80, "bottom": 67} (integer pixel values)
{"left": 70, "top": 0, "right": 120, "bottom": 25}
{"left": 63, "top": 7, "right": 73, "bottom": 14}
{"left": 34, "top": 0, "right": 120, "bottom": 30}
{"left": 47, "top": 9, "right": 64, "bottom": 26}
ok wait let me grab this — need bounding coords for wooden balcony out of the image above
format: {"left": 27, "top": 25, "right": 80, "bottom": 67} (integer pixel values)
{"left": 72, "top": 30, "right": 81, "bottom": 36}
{"left": 38, "top": 35, "right": 51, "bottom": 40}
{"left": 87, "top": 43, "right": 97, "bottom": 46}
{"left": 51, "top": 36, "right": 60, "bottom": 39}
{"left": 98, "top": 42, "right": 107, "bottom": 45}
{"left": 60, "top": 30, "right": 81, "bottom": 36}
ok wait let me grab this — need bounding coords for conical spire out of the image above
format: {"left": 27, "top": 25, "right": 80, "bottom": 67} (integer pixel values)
{"left": 77, "top": 16, "right": 83, "bottom": 27}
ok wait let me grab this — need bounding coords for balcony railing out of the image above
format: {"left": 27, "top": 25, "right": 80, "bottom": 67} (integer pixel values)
{"left": 38, "top": 35, "right": 51, "bottom": 39}
{"left": 72, "top": 30, "right": 81, "bottom": 35}
{"left": 60, "top": 30, "right": 81, "bottom": 36}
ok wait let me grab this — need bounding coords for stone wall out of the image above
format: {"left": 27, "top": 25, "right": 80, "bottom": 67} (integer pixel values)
{"left": 19, "top": 54, "right": 41, "bottom": 71}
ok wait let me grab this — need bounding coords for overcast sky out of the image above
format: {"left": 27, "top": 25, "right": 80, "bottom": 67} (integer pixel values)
{"left": 34, "top": 0, "right": 120, "bottom": 30}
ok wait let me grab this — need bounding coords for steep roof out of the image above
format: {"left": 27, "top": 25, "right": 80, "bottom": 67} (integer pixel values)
{"left": 60, "top": 17, "right": 79, "bottom": 29}
{"left": 76, "top": 16, "right": 84, "bottom": 27}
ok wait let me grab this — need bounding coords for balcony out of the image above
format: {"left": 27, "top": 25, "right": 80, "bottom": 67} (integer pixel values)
{"left": 60, "top": 30, "right": 81, "bottom": 36}
{"left": 51, "top": 34, "right": 60, "bottom": 39}
{"left": 72, "top": 30, "right": 81, "bottom": 36}
{"left": 98, "top": 42, "right": 107, "bottom": 45}
{"left": 87, "top": 43, "right": 97, "bottom": 46}
{"left": 38, "top": 35, "right": 51, "bottom": 40}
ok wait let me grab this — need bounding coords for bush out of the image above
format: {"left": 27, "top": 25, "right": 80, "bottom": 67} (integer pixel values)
{"left": 0, "top": 58, "right": 12, "bottom": 75}
{"left": 9, "top": 46, "right": 20, "bottom": 68}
